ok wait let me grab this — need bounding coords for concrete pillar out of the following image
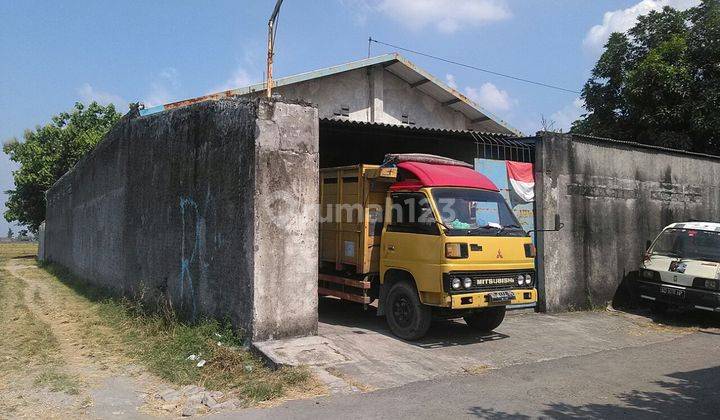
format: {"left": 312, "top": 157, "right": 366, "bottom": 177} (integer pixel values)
{"left": 37, "top": 222, "right": 46, "bottom": 261}
{"left": 252, "top": 101, "right": 319, "bottom": 341}
{"left": 370, "top": 65, "right": 384, "bottom": 123}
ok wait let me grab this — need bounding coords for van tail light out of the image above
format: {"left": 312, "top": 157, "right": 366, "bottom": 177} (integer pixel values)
{"left": 524, "top": 243, "right": 536, "bottom": 258}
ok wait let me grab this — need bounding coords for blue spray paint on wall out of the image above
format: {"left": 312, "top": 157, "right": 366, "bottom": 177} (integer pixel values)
{"left": 178, "top": 196, "right": 201, "bottom": 321}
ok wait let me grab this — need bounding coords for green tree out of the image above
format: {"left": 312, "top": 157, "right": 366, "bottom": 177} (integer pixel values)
{"left": 573, "top": 0, "right": 720, "bottom": 154}
{"left": 4, "top": 102, "right": 122, "bottom": 232}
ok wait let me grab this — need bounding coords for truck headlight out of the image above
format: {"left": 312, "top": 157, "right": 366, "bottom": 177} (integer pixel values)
{"left": 463, "top": 277, "right": 472, "bottom": 289}
{"left": 516, "top": 274, "right": 525, "bottom": 286}
{"left": 524, "top": 274, "right": 533, "bottom": 286}
{"left": 641, "top": 269, "right": 655, "bottom": 279}
{"left": 705, "top": 279, "right": 718, "bottom": 290}
{"left": 452, "top": 278, "right": 462, "bottom": 290}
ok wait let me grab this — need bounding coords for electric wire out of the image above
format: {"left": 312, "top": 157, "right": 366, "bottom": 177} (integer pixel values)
{"left": 368, "top": 37, "right": 581, "bottom": 95}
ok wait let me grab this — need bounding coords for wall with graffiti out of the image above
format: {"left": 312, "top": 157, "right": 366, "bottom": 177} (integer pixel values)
{"left": 44, "top": 99, "right": 320, "bottom": 341}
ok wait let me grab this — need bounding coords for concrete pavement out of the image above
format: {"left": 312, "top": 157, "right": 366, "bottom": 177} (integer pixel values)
{"left": 254, "top": 298, "right": 708, "bottom": 391}
{"left": 224, "top": 330, "right": 720, "bottom": 419}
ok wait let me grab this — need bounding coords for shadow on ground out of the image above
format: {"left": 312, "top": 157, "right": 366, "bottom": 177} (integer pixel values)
{"left": 467, "top": 365, "right": 720, "bottom": 419}
{"left": 318, "top": 297, "right": 509, "bottom": 349}
{"left": 612, "top": 270, "right": 720, "bottom": 330}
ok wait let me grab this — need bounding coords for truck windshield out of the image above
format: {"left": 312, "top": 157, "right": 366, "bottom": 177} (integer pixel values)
{"left": 651, "top": 228, "right": 720, "bottom": 263}
{"left": 431, "top": 188, "right": 525, "bottom": 237}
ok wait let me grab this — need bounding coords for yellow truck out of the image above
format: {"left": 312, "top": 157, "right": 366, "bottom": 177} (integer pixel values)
{"left": 319, "top": 154, "right": 538, "bottom": 340}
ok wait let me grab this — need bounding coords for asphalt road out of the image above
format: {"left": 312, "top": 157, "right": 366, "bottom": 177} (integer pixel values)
{"left": 220, "top": 331, "right": 720, "bottom": 419}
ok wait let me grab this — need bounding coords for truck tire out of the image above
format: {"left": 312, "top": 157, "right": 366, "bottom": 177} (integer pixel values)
{"left": 464, "top": 307, "right": 506, "bottom": 332}
{"left": 385, "top": 281, "right": 432, "bottom": 340}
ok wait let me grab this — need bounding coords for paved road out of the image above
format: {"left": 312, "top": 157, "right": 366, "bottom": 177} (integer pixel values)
{"left": 221, "top": 331, "right": 720, "bottom": 419}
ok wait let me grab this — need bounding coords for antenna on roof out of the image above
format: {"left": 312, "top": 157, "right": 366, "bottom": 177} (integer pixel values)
{"left": 266, "top": 0, "right": 284, "bottom": 98}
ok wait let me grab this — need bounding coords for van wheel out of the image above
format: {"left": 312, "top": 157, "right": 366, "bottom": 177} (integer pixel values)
{"left": 464, "top": 307, "right": 506, "bottom": 332}
{"left": 385, "top": 281, "right": 432, "bottom": 340}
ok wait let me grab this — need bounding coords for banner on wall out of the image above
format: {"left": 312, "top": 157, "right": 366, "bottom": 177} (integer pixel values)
{"left": 506, "top": 161, "right": 535, "bottom": 203}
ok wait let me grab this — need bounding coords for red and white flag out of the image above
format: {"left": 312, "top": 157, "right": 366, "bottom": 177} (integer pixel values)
{"left": 506, "top": 161, "right": 535, "bottom": 202}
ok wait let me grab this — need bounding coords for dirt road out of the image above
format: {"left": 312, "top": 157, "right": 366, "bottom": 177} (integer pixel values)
{"left": 0, "top": 245, "right": 165, "bottom": 418}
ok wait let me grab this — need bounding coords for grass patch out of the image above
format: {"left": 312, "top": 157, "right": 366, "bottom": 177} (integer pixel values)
{"left": 0, "top": 245, "right": 60, "bottom": 367}
{"left": 0, "top": 243, "right": 79, "bottom": 397}
{"left": 34, "top": 370, "right": 81, "bottom": 395}
{"left": 38, "top": 262, "right": 317, "bottom": 406}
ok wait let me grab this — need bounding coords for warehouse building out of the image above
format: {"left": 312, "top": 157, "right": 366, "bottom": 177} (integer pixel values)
{"left": 42, "top": 53, "right": 720, "bottom": 341}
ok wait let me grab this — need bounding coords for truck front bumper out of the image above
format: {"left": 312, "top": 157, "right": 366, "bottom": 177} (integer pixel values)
{"left": 449, "top": 288, "right": 537, "bottom": 310}
{"left": 636, "top": 280, "right": 720, "bottom": 312}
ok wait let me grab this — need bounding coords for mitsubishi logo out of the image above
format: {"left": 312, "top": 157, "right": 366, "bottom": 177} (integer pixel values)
{"left": 496, "top": 249, "right": 504, "bottom": 259}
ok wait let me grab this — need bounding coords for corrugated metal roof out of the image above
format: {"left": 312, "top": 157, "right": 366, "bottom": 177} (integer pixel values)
{"left": 139, "top": 53, "right": 520, "bottom": 136}
{"left": 319, "top": 117, "right": 516, "bottom": 138}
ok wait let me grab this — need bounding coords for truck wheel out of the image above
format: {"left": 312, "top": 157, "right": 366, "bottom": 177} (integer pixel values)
{"left": 385, "top": 281, "right": 432, "bottom": 340}
{"left": 464, "top": 307, "right": 506, "bottom": 332}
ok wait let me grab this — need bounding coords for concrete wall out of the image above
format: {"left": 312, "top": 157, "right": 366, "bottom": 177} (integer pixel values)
{"left": 272, "top": 67, "right": 475, "bottom": 131}
{"left": 44, "top": 99, "right": 319, "bottom": 341}
{"left": 536, "top": 133, "right": 720, "bottom": 311}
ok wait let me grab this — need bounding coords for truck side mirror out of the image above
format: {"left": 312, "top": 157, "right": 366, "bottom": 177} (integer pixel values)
{"left": 529, "top": 213, "right": 564, "bottom": 234}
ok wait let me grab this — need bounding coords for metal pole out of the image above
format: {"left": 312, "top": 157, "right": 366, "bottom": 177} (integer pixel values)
{"left": 266, "top": 0, "right": 284, "bottom": 98}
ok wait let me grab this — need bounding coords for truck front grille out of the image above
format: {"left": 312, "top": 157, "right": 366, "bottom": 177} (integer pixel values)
{"left": 443, "top": 270, "right": 534, "bottom": 294}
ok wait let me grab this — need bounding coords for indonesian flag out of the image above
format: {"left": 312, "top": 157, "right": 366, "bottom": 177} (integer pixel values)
{"left": 506, "top": 161, "right": 535, "bottom": 203}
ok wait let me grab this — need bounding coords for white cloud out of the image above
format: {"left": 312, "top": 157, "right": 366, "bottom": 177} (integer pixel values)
{"left": 209, "top": 66, "right": 257, "bottom": 94}
{"left": 584, "top": 0, "right": 700, "bottom": 52}
{"left": 142, "top": 67, "right": 181, "bottom": 107}
{"left": 78, "top": 83, "right": 127, "bottom": 111}
{"left": 550, "top": 97, "right": 586, "bottom": 132}
{"left": 445, "top": 74, "right": 458, "bottom": 89}
{"left": 465, "top": 82, "right": 515, "bottom": 113}
{"left": 347, "top": 0, "right": 511, "bottom": 33}
{"left": 340, "top": 0, "right": 374, "bottom": 25}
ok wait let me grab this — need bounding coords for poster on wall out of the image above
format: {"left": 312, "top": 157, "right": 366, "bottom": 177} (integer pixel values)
{"left": 474, "top": 158, "right": 535, "bottom": 238}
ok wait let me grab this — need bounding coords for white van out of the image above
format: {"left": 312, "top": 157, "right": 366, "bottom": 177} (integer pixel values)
{"left": 636, "top": 221, "right": 720, "bottom": 313}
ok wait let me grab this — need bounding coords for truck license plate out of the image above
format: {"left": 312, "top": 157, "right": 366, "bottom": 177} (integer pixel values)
{"left": 487, "top": 291, "right": 515, "bottom": 302}
{"left": 660, "top": 286, "right": 685, "bottom": 299}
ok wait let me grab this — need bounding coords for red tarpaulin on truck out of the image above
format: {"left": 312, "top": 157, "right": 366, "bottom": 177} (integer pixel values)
{"left": 391, "top": 161, "right": 499, "bottom": 191}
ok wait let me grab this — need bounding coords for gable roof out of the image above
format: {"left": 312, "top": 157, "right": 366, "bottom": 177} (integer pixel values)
{"left": 139, "top": 53, "right": 520, "bottom": 136}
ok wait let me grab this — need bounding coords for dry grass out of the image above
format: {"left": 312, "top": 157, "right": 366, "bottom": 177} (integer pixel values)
{"left": 32, "top": 257, "right": 319, "bottom": 406}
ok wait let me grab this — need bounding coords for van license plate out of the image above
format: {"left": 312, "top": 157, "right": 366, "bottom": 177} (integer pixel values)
{"left": 487, "top": 291, "right": 515, "bottom": 302}
{"left": 660, "top": 286, "right": 685, "bottom": 299}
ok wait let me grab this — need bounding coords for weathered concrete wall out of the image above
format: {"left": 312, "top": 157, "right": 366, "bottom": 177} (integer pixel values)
{"left": 44, "top": 99, "right": 319, "bottom": 341}
{"left": 536, "top": 133, "right": 720, "bottom": 311}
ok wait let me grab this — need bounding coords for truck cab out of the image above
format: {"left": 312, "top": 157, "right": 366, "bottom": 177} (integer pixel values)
{"left": 318, "top": 155, "right": 537, "bottom": 340}
{"left": 377, "top": 160, "right": 536, "bottom": 339}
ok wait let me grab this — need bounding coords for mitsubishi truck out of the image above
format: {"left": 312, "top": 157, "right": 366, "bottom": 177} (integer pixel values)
{"left": 319, "top": 154, "right": 538, "bottom": 340}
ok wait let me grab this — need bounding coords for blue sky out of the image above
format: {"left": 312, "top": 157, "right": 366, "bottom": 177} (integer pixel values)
{"left": 0, "top": 0, "right": 700, "bottom": 233}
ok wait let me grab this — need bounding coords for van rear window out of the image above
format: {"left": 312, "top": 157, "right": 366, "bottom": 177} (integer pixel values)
{"left": 651, "top": 228, "right": 720, "bottom": 262}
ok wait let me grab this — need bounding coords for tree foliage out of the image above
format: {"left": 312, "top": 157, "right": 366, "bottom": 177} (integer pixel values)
{"left": 4, "top": 102, "right": 122, "bottom": 232}
{"left": 572, "top": 0, "right": 720, "bottom": 154}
